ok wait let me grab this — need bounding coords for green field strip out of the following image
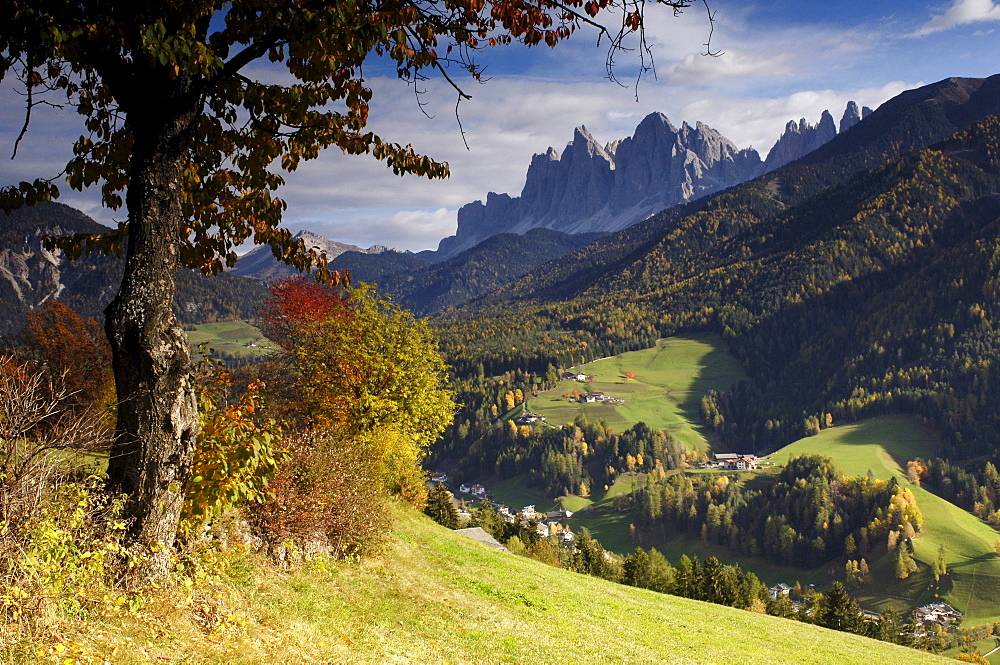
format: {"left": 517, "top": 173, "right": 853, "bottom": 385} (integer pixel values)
{"left": 529, "top": 334, "right": 747, "bottom": 453}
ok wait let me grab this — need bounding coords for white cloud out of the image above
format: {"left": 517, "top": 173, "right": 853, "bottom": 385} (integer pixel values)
{"left": 660, "top": 50, "right": 791, "bottom": 86}
{"left": 912, "top": 0, "right": 1000, "bottom": 37}
{"left": 301, "top": 207, "right": 457, "bottom": 252}
{"left": 2, "top": 3, "right": 992, "bottom": 254}
{"left": 680, "top": 81, "right": 912, "bottom": 153}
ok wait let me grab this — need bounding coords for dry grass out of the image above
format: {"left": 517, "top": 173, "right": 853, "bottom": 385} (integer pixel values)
{"left": 8, "top": 504, "right": 955, "bottom": 664}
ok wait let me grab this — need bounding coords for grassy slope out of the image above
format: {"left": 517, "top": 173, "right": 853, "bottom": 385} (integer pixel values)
{"left": 489, "top": 473, "right": 642, "bottom": 553}
{"left": 508, "top": 334, "right": 745, "bottom": 554}
{"left": 945, "top": 636, "right": 1000, "bottom": 664}
{"left": 491, "top": 335, "right": 744, "bottom": 550}
{"left": 186, "top": 320, "right": 270, "bottom": 357}
{"left": 69, "top": 506, "right": 951, "bottom": 664}
{"left": 528, "top": 334, "right": 746, "bottom": 452}
{"left": 769, "top": 416, "right": 1000, "bottom": 625}
{"left": 561, "top": 475, "right": 644, "bottom": 553}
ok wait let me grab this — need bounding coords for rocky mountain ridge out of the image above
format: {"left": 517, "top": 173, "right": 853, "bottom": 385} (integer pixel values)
{"left": 0, "top": 202, "right": 268, "bottom": 334}
{"left": 762, "top": 102, "right": 873, "bottom": 173}
{"left": 230, "top": 230, "right": 398, "bottom": 281}
{"left": 436, "top": 102, "right": 873, "bottom": 258}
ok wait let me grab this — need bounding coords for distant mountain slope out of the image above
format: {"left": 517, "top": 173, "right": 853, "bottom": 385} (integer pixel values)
{"left": 230, "top": 229, "right": 394, "bottom": 281}
{"left": 473, "top": 75, "right": 1000, "bottom": 309}
{"left": 360, "top": 228, "right": 605, "bottom": 316}
{"left": 329, "top": 248, "right": 431, "bottom": 282}
{"left": 781, "top": 74, "right": 1000, "bottom": 199}
{"left": 0, "top": 202, "right": 268, "bottom": 335}
{"left": 435, "top": 76, "right": 1000, "bottom": 461}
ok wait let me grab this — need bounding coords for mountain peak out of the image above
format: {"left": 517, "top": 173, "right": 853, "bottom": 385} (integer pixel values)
{"left": 764, "top": 105, "right": 846, "bottom": 173}
{"left": 840, "top": 101, "right": 862, "bottom": 133}
{"left": 232, "top": 232, "right": 388, "bottom": 280}
{"left": 437, "top": 113, "right": 764, "bottom": 258}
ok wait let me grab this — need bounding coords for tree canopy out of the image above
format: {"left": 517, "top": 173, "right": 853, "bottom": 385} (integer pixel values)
{"left": 2, "top": 0, "right": 700, "bottom": 275}
{"left": 1, "top": 0, "right": 705, "bottom": 579}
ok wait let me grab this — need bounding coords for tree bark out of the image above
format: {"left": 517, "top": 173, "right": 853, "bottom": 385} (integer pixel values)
{"left": 104, "top": 82, "right": 199, "bottom": 581}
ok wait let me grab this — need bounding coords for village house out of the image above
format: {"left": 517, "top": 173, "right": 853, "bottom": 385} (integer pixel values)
{"left": 914, "top": 603, "right": 963, "bottom": 627}
{"left": 470, "top": 484, "right": 486, "bottom": 497}
{"left": 459, "top": 483, "right": 472, "bottom": 494}
{"left": 515, "top": 412, "right": 545, "bottom": 425}
{"left": 562, "top": 371, "right": 590, "bottom": 381}
{"left": 543, "top": 522, "right": 575, "bottom": 546}
{"left": 430, "top": 471, "right": 448, "bottom": 484}
{"left": 768, "top": 583, "right": 792, "bottom": 600}
{"left": 546, "top": 509, "right": 574, "bottom": 520}
{"left": 732, "top": 457, "right": 759, "bottom": 470}
{"left": 714, "top": 453, "right": 759, "bottom": 470}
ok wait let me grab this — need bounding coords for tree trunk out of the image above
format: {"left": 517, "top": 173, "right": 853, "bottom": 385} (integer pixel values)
{"left": 105, "top": 91, "right": 199, "bottom": 581}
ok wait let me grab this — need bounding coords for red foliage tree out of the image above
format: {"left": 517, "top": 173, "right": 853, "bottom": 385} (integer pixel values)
{"left": 257, "top": 277, "right": 365, "bottom": 428}
{"left": 257, "top": 277, "right": 352, "bottom": 349}
{"left": 23, "top": 302, "right": 113, "bottom": 410}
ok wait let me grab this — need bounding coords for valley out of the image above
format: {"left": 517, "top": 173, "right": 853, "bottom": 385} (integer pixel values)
{"left": 185, "top": 320, "right": 271, "bottom": 358}
{"left": 525, "top": 334, "right": 746, "bottom": 453}
{"left": 772, "top": 419, "right": 1000, "bottom": 625}
{"left": 5, "top": 70, "right": 1000, "bottom": 661}
{"left": 485, "top": 336, "right": 1000, "bottom": 627}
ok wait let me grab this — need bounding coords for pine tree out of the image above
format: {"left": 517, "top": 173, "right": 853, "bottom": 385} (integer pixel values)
{"left": 873, "top": 608, "right": 903, "bottom": 644}
{"left": 823, "top": 582, "right": 859, "bottom": 631}
{"left": 934, "top": 544, "right": 948, "bottom": 581}
{"left": 817, "top": 582, "right": 863, "bottom": 633}
{"left": 424, "top": 484, "right": 459, "bottom": 529}
{"left": 895, "top": 545, "right": 918, "bottom": 579}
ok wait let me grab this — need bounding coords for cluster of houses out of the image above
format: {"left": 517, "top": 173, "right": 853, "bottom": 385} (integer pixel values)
{"left": 430, "top": 472, "right": 577, "bottom": 545}
{"left": 769, "top": 583, "right": 964, "bottom": 631}
{"left": 704, "top": 453, "right": 760, "bottom": 470}
{"left": 494, "top": 504, "right": 577, "bottom": 542}
{"left": 515, "top": 412, "right": 546, "bottom": 425}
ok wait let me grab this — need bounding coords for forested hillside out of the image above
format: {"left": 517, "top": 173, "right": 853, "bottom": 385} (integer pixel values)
{"left": 335, "top": 228, "right": 604, "bottom": 316}
{"left": 434, "top": 78, "right": 1000, "bottom": 466}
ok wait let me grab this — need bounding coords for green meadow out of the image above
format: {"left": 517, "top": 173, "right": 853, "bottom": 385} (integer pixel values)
{"left": 67, "top": 504, "right": 946, "bottom": 664}
{"left": 186, "top": 319, "right": 271, "bottom": 357}
{"left": 520, "top": 410, "right": 1000, "bottom": 625}
{"left": 528, "top": 334, "right": 747, "bottom": 453}
{"left": 488, "top": 472, "right": 644, "bottom": 553}
{"left": 769, "top": 416, "right": 1000, "bottom": 624}
{"left": 945, "top": 637, "right": 1000, "bottom": 664}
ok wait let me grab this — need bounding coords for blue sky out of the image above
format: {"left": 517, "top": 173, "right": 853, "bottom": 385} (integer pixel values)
{"left": 3, "top": 0, "right": 1000, "bottom": 252}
